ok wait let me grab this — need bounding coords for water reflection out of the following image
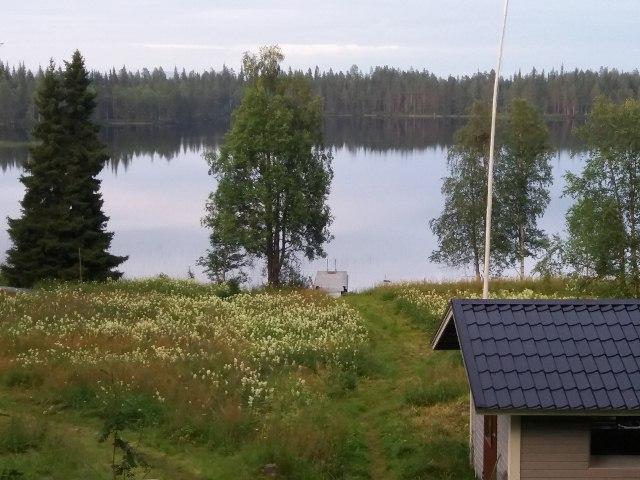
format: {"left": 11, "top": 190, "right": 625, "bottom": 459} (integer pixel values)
{"left": 0, "top": 118, "right": 586, "bottom": 289}
{"left": 0, "top": 117, "right": 583, "bottom": 171}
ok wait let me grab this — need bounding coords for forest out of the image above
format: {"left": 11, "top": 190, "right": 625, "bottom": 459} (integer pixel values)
{"left": 3, "top": 62, "right": 640, "bottom": 127}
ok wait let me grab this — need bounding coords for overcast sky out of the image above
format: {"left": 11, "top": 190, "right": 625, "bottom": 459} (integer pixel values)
{"left": 3, "top": 0, "right": 640, "bottom": 76}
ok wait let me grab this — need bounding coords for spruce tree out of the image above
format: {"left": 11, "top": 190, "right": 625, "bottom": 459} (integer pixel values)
{"left": 2, "top": 62, "right": 70, "bottom": 286}
{"left": 2, "top": 52, "right": 126, "bottom": 287}
{"left": 59, "top": 50, "right": 127, "bottom": 281}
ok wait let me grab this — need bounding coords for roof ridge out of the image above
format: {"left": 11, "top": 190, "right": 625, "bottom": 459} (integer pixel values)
{"left": 451, "top": 298, "right": 640, "bottom": 306}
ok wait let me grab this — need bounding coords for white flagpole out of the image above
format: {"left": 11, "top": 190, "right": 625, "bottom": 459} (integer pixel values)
{"left": 482, "top": 0, "right": 510, "bottom": 300}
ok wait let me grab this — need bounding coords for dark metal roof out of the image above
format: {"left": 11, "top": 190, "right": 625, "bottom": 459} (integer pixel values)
{"left": 433, "top": 299, "right": 640, "bottom": 413}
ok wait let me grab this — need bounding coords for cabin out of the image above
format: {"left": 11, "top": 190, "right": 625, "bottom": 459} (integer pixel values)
{"left": 313, "top": 270, "right": 348, "bottom": 297}
{"left": 432, "top": 299, "right": 640, "bottom": 480}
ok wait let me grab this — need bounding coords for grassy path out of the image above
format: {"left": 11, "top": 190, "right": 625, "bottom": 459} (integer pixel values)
{"left": 345, "top": 293, "right": 426, "bottom": 478}
{"left": 341, "top": 292, "right": 474, "bottom": 480}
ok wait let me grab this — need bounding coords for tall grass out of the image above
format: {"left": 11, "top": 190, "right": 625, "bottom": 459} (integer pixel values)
{"left": 0, "top": 278, "right": 370, "bottom": 478}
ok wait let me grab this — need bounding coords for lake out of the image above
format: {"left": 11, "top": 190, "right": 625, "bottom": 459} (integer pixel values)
{"left": 0, "top": 118, "right": 585, "bottom": 290}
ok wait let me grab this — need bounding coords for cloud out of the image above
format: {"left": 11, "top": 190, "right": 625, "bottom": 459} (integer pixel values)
{"left": 136, "top": 43, "right": 400, "bottom": 56}
{"left": 281, "top": 44, "right": 400, "bottom": 56}
{"left": 136, "top": 43, "right": 237, "bottom": 51}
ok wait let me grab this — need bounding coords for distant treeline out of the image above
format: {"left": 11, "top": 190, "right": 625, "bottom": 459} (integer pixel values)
{"left": 3, "top": 62, "right": 640, "bottom": 126}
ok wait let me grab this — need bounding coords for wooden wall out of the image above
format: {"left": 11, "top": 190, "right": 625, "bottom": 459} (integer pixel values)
{"left": 520, "top": 416, "right": 640, "bottom": 479}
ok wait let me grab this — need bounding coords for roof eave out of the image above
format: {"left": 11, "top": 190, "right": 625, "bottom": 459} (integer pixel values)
{"left": 476, "top": 407, "right": 640, "bottom": 416}
{"left": 431, "top": 303, "right": 455, "bottom": 350}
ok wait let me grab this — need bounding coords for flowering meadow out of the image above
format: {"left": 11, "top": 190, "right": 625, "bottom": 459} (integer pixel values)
{"left": 0, "top": 277, "right": 602, "bottom": 479}
{"left": 384, "top": 280, "right": 573, "bottom": 335}
{"left": 0, "top": 280, "right": 367, "bottom": 415}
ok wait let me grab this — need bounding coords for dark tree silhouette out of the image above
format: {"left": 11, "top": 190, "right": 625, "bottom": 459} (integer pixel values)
{"left": 2, "top": 52, "right": 126, "bottom": 287}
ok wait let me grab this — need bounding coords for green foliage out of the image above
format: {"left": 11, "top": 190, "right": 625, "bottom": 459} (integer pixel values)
{"left": 203, "top": 46, "right": 333, "bottom": 286}
{"left": 58, "top": 382, "right": 101, "bottom": 410}
{"left": 391, "top": 296, "right": 439, "bottom": 334}
{"left": 533, "top": 234, "right": 566, "bottom": 278}
{"left": 3, "top": 277, "right": 635, "bottom": 478}
{"left": 96, "top": 383, "right": 161, "bottom": 479}
{"left": 565, "top": 97, "right": 640, "bottom": 291}
{"left": 429, "top": 102, "right": 500, "bottom": 280}
{"left": 431, "top": 99, "right": 551, "bottom": 279}
{"left": 255, "top": 411, "right": 370, "bottom": 480}
{"left": 2, "top": 51, "right": 126, "bottom": 287}
{"left": 399, "top": 437, "right": 473, "bottom": 480}
{"left": 59, "top": 51, "right": 128, "bottom": 282}
{"left": 100, "top": 432, "right": 149, "bottom": 479}
{"left": 2, "top": 62, "right": 68, "bottom": 287}
{"left": 98, "top": 389, "right": 164, "bottom": 432}
{"left": 327, "top": 369, "right": 359, "bottom": 398}
{"left": 497, "top": 99, "right": 552, "bottom": 278}
{"left": 197, "top": 231, "right": 249, "bottom": 284}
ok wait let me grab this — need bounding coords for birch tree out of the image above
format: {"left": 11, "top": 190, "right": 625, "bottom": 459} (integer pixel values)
{"left": 496, "top": 99, "right": 552, "bottom": 279}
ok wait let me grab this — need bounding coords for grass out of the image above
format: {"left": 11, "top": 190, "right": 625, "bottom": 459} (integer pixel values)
{"left": 0, "top": 276, "right": 620, "bottom": 478}
{"left": 0, "top": 415, "right": 46, "bottom": 454}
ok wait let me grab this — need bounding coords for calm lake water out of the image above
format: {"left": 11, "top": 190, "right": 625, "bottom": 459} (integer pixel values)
{"left": 0, "top": 118, "right": 584, "bottom": 290}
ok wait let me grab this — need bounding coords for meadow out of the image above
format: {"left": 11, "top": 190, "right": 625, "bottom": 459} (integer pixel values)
{"left": 0, "top": 277, "right": 614, "bottom": 479}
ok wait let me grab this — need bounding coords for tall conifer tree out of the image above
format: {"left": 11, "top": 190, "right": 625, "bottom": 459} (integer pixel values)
{"left": 60, "top": 50, "right": 127, "bottom": 281}
{"left": 2, "top": 52, "right": 126, "bottom": 286}
{"left": 2, "top": 62, "right": 69, "bottom": 286}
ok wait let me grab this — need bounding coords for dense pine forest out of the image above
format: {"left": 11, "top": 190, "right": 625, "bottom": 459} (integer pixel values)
{"left": 3, "top": 63, "right": 640, "bottom": 127}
